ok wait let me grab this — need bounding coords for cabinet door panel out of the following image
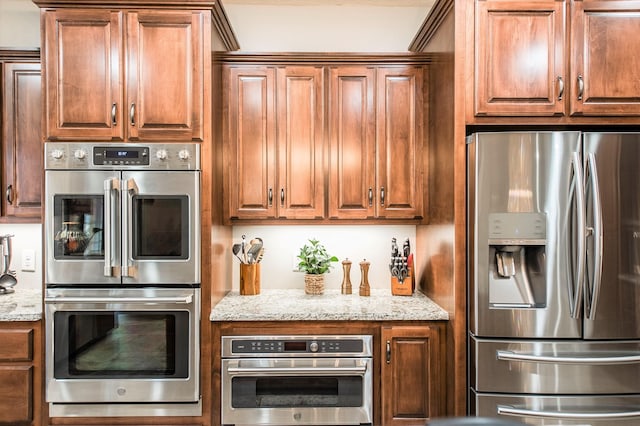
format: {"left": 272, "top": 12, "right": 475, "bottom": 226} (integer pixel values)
{"left": 571, "top": 1, "right": 640, "bottom": 115}
{"left": 2, "top": 63, "right": 42, "bottom": 220}
{"left": 127, "top": 11, "right": 204, "bottom": 141}
{"left": 381, "top": 325, "right": 443, "bottom": 425}
{"left": 0, "top": 366, "right": 32, "bottom": 423}
{"left": 475, "top": 0, "right": 566, "bottom": 116}
{"left": 376, "top": 67, "right": 424, "bottom": 219}
{"left": 328, "top": 66, "right": 376, "bottom": 219}
{"left": 43, "top": 9, "right": 123, "bottom": 140}
{"left": 227, "top": 67, "right": 277, "bottom": 219}
{"left": 277, "top": 66, "right": 324, "bottom": 219}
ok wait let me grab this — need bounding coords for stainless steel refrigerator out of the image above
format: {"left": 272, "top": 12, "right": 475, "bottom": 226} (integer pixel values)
{"left": 468, "top": 131, "right": 640, "bottom": 425}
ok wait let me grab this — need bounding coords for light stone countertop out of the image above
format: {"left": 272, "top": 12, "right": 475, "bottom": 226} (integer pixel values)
{"left": 210, "top": 288, "right": 449, "bottom": 321}
{"left": 0, "top": 288, "right": 43, "bottom": 321}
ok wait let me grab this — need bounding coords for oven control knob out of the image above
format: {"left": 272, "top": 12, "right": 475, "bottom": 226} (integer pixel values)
{"left": 178, "top": 149, "right": 190, "bottom": 160}
{"left": 73, "top": 149, "right": 87, "bottom": 160}
{"left": 309, "top": 341, "right": 319, "bottom": 352}
{"left": 156, "top": 149, "right": 168, "bottom": 161}
{"left": 50, "top": 149, "right": 65, "bottom": 160}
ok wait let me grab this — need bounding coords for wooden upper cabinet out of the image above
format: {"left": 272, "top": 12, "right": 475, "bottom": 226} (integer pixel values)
{"left": 376, "top": 67, "right": 424, "bottom": 219}
{"left": 328, "top": 66, "right": 376, "bottom": 219}
{"left": 475, "top": 0, "right": 566, "bottom": 116}
{"left": 381, "top": 325, "right": 444, "bottom": 425}
{"left": 225, "top": 65, "right": 324, "bottom": 220}
{"left": 2, "top": 62, "right": 42, "bottom": 221}
{"left": 226, "top": 66, "right": 277, "bottom": 219}
{"left": 570, "top": 0, "right": 640, "bottom": 116}
{"left": 42, "top": 8, "right": 204, "bottom": 141}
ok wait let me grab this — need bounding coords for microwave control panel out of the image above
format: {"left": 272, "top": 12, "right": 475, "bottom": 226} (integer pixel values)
{"left": 222, "top": 335, "right": 373, "bottom": 357}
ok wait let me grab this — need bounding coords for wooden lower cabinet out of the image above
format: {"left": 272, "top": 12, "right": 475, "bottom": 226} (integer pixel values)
{"left": 211, "top": 321, "right": 447, "bottom": 426}
{"left": 381, "top": 325, "right": 445, "bottom": 425}
{"left": 0, "top": 322, "right": 42, "bottom": 426}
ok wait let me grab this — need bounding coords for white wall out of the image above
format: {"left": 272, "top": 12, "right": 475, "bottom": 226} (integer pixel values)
{"left": 231, "top": 224, "right": 416, "bottom": 291}
{"left": 0, "top": 224, "right": 42, "bottom": 290}
{"left": 0, "top": 0, "right": 40, "bottom": 48}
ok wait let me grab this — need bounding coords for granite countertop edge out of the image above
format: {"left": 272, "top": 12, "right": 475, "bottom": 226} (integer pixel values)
{"left": 210, "top": 288, "right": 449, "bottom": 322}
{"left": 0, "top": 288, "right": 43, "bottom": 322}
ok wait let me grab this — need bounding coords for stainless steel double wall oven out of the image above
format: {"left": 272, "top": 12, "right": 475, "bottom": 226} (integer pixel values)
{"left": 44, "top": 143, "right": 201, "bottom": 417}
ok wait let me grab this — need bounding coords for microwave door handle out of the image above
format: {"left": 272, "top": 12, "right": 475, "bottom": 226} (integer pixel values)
{"left": 497, "top": 405, "right": 640, "bottom": 420}
{"left": 103, "top": 178, "right": 119, "bottom": 277}
{"left": 121, "top": 178, "right": 138, "bottom": 278}
{"left": 227, "top": 366, "right": 368, "bottom": 376}
{"left": 44, "top": 295, "right": 193, "bottom": 304}
{"left": 569, "top": 153, "right": 586, "bottom": 319}
{"left": 585, "top": 152, "right": 603, "bottom": 319}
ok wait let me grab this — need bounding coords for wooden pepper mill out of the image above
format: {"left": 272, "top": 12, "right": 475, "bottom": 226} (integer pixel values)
{"left": 359, "top": 259, "right": 370, "bottom": 296}
{"left": 341, "top": 258, "right": 352, "bottom": 294}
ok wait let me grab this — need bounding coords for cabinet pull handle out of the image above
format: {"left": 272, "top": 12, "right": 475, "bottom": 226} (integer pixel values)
{"left": 268, "top": 188, "right": 273, "bottom": 207}
{"left": 111, "top": 103, "right": 117, "bottom": 126}
{"left": 577, "top": 75, "right": 584, "bottom": 101}
{"left": 380, "top": 186, "right": 385, "bottom": 206}
{"left": 368, "top": 187, "right": 373, "bottom": 207}
{"left": 6, "top": 185, "right": 13, "bottom": 205}
{"left": 130, "top": 102, "right": 136, "bottom": 126}
{"left": 557, "top": 76, "right": 564, "bottom": 101}
{"left": 386, "top": 340, "right": 391, "bottom": 364}
{"left": 280, "top": 188, "right": 285, "bottom": 206}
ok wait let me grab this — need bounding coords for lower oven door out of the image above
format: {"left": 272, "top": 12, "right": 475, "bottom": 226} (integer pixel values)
{"left": 45, "top": 287, "right": 200, "bottom": 404}
{"left": 221, "top": 358, "right": 373, "bottom": 426}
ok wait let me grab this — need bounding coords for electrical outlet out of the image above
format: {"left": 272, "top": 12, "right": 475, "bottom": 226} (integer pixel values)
{"left": 21, "top": 249, "right": 36, "bottom": 272}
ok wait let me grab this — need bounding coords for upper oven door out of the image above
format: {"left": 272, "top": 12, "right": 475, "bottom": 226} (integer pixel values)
{"left": 45, "top": 170, "right": 121, "bottom": 285}
{"left": 122, "top": 170, "right": 200, "bottom": 285}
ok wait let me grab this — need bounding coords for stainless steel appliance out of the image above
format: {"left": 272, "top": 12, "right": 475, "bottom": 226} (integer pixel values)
{"left": 44, "top": 142, "right": 200, "bottom": 285}
{"left": 44, "top": 142, "right": 202, "bottom": 416}
{"left": 221, "top": 335, "right": 373, "bottom": 426}
{"left": 45, "top": 287, "right": 200, "bottom": 417}
{"left": 468, "top": 132, "right": 640, "bottom": 425}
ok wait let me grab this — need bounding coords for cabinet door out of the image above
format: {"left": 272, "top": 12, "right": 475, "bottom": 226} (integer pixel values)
{"left": 381, "top": 325, "right": 443, "bottom": 425}
{"left": 226, "top": 66, "right": 277, "bottom": 219}
{"left": 0, "top": 366, "right": 32, "bottom": 423}
{"left": 328, "top": 66, "right": 376, "bottom": 219}
{"left": 475, "top": 0, "right": 566, "bottom": 116}
{"left": 2, "top": 62, "right": 42, "bottom": 220}
{"left": 126, "top": 11, "right": 205, "bottom": 141}
{"left": 571, "top": 0, "right": 640, "bottom": 115}
{"left": 376, "top": 67, "right": 424, "bottom": 219}
{"left": 42, "top": 9, "right": 124, "bottom": 141}
{"left": 276, "top": 66, "right": 325, "bottom": 219}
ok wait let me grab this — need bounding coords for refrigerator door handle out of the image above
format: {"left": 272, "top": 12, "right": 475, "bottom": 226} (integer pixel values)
{"left": 569, "top": 152, "right": 586, "bottom": 319}
{"left": 497, "top": 350, "right": 640, "bottom": 364}
{"left": 585, "top": 152, "right": 603, "bottom": 320}
{"left": 498, "top": 405, "right": 640, "bottom": 420}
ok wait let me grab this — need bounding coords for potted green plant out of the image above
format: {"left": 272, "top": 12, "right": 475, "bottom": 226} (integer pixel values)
{"left": 297, "top": 238, "right": 339, "bottom": 295}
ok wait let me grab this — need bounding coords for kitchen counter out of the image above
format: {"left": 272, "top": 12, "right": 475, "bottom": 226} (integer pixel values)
{"left": 0, "top": 288, "right": 42, "bottom": 321}
{"left": 210, "top": 288, "right": 449, "bottom": 321}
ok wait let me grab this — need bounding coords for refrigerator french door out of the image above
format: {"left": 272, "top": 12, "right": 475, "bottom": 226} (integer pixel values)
{"left": 468, "top": 132, "right": 640, "bottom": 425}
{"left": 44, "top": 143, "right": 200, "bottom": 286}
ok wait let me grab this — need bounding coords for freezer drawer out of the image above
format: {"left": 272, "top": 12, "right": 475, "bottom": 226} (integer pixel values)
{"left": 472, "top": 391, "right": 640, "bottom": 425}
{"left": 471, "top": 337, "right": 640, "bottom": 394}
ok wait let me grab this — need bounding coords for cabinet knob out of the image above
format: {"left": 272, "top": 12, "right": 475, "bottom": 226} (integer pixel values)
{"left": 280, "top": 188, "right": 285, "bottom": 206}
{"left": 380, "top": 186, "right": 385, "bottom": 206}
{"left": 6, "top": 185, "right": 13, "bottom": 205}
{"left": 557, "top": 76, "right": 564, "bottom": 101}
{"left": 268, "top": 188, "right": 273, "bottom": 207}
{"left": 386, "top": 340, "right": 391, "bottom": 364}
{"left": 368, "top": 187, "right": 373, "bottom": 207}
{"left": 577, "top": 75, "right": 584, "bottom": 101}
{"left": 111, "top": 103, "right": 117, "bottom": 126}
{"left": 130, "top": 103, "right": 136, "bottom": 126}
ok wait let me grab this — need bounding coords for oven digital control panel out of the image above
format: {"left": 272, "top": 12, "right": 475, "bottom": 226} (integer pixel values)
{"left": 222, "top": 335, "right": 373, "bottom": 357}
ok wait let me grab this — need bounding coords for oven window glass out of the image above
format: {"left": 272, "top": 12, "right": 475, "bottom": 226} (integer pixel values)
{"left": 132, "top": 196, "right": 189, "bottom": 259}
{"left": 231, "top": 376, "right": 363, "bottom": 408}
{"left": 53, "top": 311, "right": 190, "bottom": 379}
{"left": 53, "top": 195, "right": 104, "bottom": 259}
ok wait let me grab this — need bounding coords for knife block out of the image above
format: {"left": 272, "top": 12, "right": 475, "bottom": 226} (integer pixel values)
{"left": 391, "top": 267, "right": 413, "bottom": 296}
{"left": 240, "top": 263, "right": 260, "bottom": 295}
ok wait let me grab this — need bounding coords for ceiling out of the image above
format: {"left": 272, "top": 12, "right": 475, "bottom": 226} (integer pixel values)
{"left": 221, "top": 0, "right": 436, "bottom": 52}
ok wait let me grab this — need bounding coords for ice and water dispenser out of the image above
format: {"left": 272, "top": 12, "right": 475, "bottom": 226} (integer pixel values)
{"left": 488, "top": 212, "right": 547, "bottom": 308}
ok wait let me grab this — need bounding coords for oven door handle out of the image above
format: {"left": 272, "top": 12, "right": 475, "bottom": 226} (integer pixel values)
{"left": 227, "top": 365, "right": 368, "bottom": 376}
{"left": 103, "top": 178, "right": 119, "bottom": 277}
{"left": 121, "top": 178, "right": 138, "bottom": 278}
{"left": 44, "top": 295, "right": 193, "bottom": 304}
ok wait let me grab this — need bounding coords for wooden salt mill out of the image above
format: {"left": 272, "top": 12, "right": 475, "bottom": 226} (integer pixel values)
{"left": 359, "top": 259, "right": 370, "bottom": 296}
{"left": 341, "top": 258, "right": 352, "bottom": 294}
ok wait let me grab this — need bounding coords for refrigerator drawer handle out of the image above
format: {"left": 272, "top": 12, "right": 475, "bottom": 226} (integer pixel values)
{"left": 497, "top": 350, "right": 640, "bottom": 365}
{"left": 498, "top": 404, "right": 640, "bottom": 420}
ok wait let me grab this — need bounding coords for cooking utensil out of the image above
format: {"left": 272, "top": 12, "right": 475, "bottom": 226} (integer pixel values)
{"left": 232, "top": 243, "right": 244, "bottom": 263}
{"left": 0, "top": 273, "right": 17, "bottom": 289}
{"left": 246, "top": 239, "right": 263, "bottom": 264}
{"left": 241, "top": 235, "right": 248, "bottom": 264}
